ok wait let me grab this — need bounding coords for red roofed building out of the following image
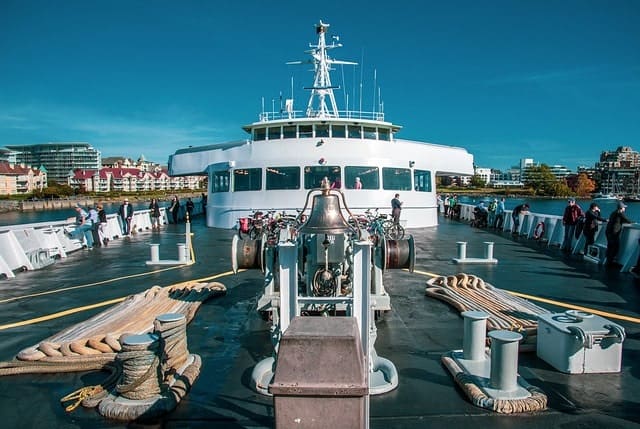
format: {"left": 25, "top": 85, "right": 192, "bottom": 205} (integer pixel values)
{"left": 0, "top": 161, "right": 47, "bottom": 195}
{"left": 68, "top": 167, "right": 202, "bottom": 193}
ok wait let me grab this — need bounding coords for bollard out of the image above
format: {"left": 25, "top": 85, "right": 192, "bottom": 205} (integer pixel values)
{"left": 483, "top": 242, "right": 495, "bottom": 260}
{"left": 456, "top": 241, "right": 467, "bottom": 260}
{"left": 119, "top": 333, "right": 162, "bottom": 400}
{"left": 149, "top": 244, "right": 160, "bottom": 263}
{"left": 462, "top": 310, "right": 490, "bottom": 361}
{"left": 154, "top": 313, "right": 189, "bottom": 370}
{"left": 488, "top": 330, "right": 523, "bottom": 392}
{"left": 177, "top": 243, "right": 187, "bottom": 262}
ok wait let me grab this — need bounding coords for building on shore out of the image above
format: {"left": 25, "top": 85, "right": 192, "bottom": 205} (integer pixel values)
{"left": 2, "top": 142, "right": 101, "bottom": 184}
{"left": 0, "top": 161, "right": 47, "bottom": 195}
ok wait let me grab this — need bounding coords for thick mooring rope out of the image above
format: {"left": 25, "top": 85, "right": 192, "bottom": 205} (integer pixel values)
{"left": 442, "top": 352, "right": 547, "bottom": 413}
{"left": 0, "top": 282, "right": 225, "bottom": 376}
{"left": 116, "top": 336, "right": 162, "bottom": 401}
{"left": 426, "top": 273, "right": 550, "bottom": 349}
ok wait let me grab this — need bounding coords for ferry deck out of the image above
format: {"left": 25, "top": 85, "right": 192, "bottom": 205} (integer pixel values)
{"left": 0, "top": 214, "right": 639, "bottom": 428}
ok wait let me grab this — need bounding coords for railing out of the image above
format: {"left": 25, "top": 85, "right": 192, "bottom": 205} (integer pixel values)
{"left": 0, "top": 201, "right": 205, "bottom": 279}
{"left": 452, "top": 203, "right": 640, "bottom": 273}
{"left": 258, "top": 109, "right": 386, "bottom": 122}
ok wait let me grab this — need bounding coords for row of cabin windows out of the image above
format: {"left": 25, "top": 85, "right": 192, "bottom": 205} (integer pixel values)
{"left": 253, "top": 124, "right": 391, "bottom": 141}
{"left": 211, "top": 166, "right": 432, "bottom": 193}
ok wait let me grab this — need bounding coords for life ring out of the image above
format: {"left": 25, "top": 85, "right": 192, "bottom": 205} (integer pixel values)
{"left": 533, "top": 221, "right": 545, "bottom": 240}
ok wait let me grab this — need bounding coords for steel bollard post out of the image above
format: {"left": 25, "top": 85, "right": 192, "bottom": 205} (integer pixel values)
{"left": 488, "top": 330, "right": 523, "bottom": 392}
{"left": 483, "top": 242, "right": 495, "bottom": 260}
{"left": 456, "top": 241, "right": 467, "bottom": 260}
{"left": 462, "top": 310, "right": 490, "bottom": 361}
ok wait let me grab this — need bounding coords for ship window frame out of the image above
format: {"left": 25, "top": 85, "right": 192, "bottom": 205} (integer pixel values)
{"left": 303, "top": 165, "right": 342, "bottom": 190}
{"left": 378, "top": 128, "right": 390, "bottom": 141}
{"left": 268, "top": 126, "right": 282, "bottom": 140}
{"left": 315, "top": 124, "right": 330, "bottom": 138}
{"left": 413, "top": 169, "right": 432, "bottom": 192}
{"left": 348, "top": 125, "right": 362, "bottom": 139}
{"left": 233, "top": 168, "right": 262, "bottom": 192}
{"left": 254, "top": 128, "right": 267, "bottom": 141}
{"left": 331, "top": 124, "right": 346, "bottom": 138}
{"left": 363, "top": 127, "right": 376, "bottom": 140}
{"left": 283, "top": 125, "right": 296, "bottom": 139}
{"left": 298, "top": 124, "right": 313, "bottom": 138}
{"left": 382, "top": 167, "right": 412, "bottom": 191}
{"left": 345, "top": 166, "right": 380, "bottom": 190}
{"left": 212, "top": 171, "right": 230, "bottom": 193}
{"left": 266, "top": 166, "right": 301, "bottom": 190}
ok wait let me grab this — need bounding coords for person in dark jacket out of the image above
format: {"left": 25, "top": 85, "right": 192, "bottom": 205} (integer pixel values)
{"left": 186, "top": 197, "right": 195, "bottom": 220}
{"left": 118, "top": 198, "right": 134, "bottom": 236}
{"left": 169, "top": 195, "right": 180, "bottom": 224}
{"left": 149, "top": 198, "right": 161, "bottom": 230}
{"left": 511, "top": 203, "right": 529, "bottom": 235}
{"left": 582, "top": 202, "right": 607, "bottom": 254}
{"left": 605, "top": 201, "right": 633, "bottom": 267}
{"left": 561, "top": 198, "right": 584, "bottom": 253}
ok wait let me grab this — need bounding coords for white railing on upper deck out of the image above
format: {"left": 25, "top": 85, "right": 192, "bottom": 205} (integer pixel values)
{"left": 258, "top": 109, "right": 386, "bottom": 122}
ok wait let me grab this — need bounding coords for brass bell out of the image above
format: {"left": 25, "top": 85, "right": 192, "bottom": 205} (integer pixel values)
{"left": 298, "top": 192, "right": 353, "bottom": 235}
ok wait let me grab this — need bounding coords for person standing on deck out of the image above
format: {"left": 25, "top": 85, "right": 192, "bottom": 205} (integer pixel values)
{"left": 96, "top": 203, "right": 108, "bottom": 245}
{"left": 118, "top": 198, "right": 134, "bottom": 236}
{"left": 494, "top": 197, "right": 506, "bottom": 229}
{"left": 391, "top": 193, "right": 402, "bottom": 224}
{"left": 583, "top": 202, "right": 607, "bottom": 254}
{"left": 149, "top": 198, "right": 161, "bottom": 230}
{"left": 169, "top": 195, "right": 180, "bottom": 224}
{"left": 561, "top": 198, "right": 584, "bottom": 253}
{"left": 511, "top": 203, "right": 530, "bottom": 235}
{"left": 186, "top": 197, "right": 195, "bottom": 220}
{"left": 605, "top": 201, "right": 632, "bottom": 267}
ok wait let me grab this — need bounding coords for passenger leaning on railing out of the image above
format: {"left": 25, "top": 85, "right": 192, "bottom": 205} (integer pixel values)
{"left": 605, "top": 201, "right": 632, "bottom": 268}
{"left": 511, "top": 203, "right": 530, "bottom": 235}
{"left": 561, "top": 198, "right": 584, "bottom": 253}
{"left": 582, "top": 202, "right": 607, "bottom": 254}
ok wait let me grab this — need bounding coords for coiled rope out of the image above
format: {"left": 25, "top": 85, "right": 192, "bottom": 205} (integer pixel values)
{"left": 425, "top": 273, "right": 551, "bottom": 350}
{"left": 115, "top": 334, "right": 162, "bottom": 401}
{"left": 0, "top": 281, "right": 225, "bottom": 377}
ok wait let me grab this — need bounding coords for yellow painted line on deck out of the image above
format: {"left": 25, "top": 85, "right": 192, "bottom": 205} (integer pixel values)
{"left": 412, "top": 269, "right": 640, "bottom": 325}
{"left": 0, "top": 270, "right": 244, "bottom": 331}
{"left": 0, "top": 298, "right": 125, "bottom": 331}
{"left": 0, "top": 265, "right": 185, "bottom": 305}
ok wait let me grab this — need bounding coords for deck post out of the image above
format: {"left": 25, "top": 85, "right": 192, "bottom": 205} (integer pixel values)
{"left": 488, "top": 330, "right": 523, "bottom": 392}
{"left": 462, "top": 310, "right": 490, "bottom": 361}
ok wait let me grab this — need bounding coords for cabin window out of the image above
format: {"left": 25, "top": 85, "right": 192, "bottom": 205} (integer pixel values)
{"left": 266, "top": 166, "right": 300, "bottom": 190}
{"left": 299, "top": 125, "right": 313, "bottom": 138}
{"left": 233, "top": 168, "right": 262, "bottom": 191}
{"left": 254, "top": 128, "right": 266, "bottom": 141}
{"left": 363, "top": 127, "right": 376, "bottom": 140}
{"left": 348, "top": 125, "right": 362, "bottom": 139}
{"left": 382, "top": 167, "right": 412, "bottom": 190}
{"left": 268, "top": 126, "right": 281, "bottom": 140}
{"left": 345, "top": 166, "right": 379, "bottom": 189}
{"left": 315, "top": 124, "right": 330, "bottom": 138}
{"left": 283, "top": 125, "right": 296, "bottom": 139}
{"left": 212, "top": 171, "right": 230, "bottom": 193}
{"left": 304, "top": 165, "right": 341, "bottom": 189}
{"left": 414, "top": 169, "right": 432, "bottom": 192}
{"left": 332, "top": 124, "right": 346, "bottom": 138}
{"left": 378, "top": 128, "right": 390, "bottom": 141}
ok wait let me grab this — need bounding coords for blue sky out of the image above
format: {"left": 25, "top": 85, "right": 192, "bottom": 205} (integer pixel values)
{"left": 1, "top": 0, "right": 638, "bottom": 170}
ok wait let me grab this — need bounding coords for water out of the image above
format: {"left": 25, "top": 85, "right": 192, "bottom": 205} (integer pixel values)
{"left": 2, "top": 197, "right": 638, "bottom": 227}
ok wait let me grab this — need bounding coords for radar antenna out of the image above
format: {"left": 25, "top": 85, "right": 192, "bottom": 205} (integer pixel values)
{"left": 287, "top": 21, "right": 357, "bottom": 118}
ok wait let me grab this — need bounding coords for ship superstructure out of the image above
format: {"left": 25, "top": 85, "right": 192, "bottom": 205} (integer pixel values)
{"left": 169, "top": 21, "right": 474, "bottom": 228}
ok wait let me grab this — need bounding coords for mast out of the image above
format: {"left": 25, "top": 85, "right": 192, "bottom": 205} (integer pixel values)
{"left": 287, "top": 21, "right": 357, "bottom": 118}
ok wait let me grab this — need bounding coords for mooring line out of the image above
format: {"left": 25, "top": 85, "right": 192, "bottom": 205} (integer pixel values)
{"left": 412, "top": 269, "right": 640, "bottom": 325}
{"left": 0, "top": 270, "right": 243, "bottom": 331}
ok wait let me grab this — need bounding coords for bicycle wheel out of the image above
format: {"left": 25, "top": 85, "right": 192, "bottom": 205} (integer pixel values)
{"left": 385, "top": 222, "right": 405, "bottom": 240}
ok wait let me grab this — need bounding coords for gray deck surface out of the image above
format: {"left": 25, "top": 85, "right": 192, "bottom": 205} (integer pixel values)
{"left": 0, "top": 215, "right": 639, "bottom": 428}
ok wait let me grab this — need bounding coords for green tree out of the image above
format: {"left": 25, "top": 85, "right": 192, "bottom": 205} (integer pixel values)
{"left": 523, "top": 165, "right": 557, "bottom": 195}
{"left": 469, "top": 174, "right": 486, "bottom": 188}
